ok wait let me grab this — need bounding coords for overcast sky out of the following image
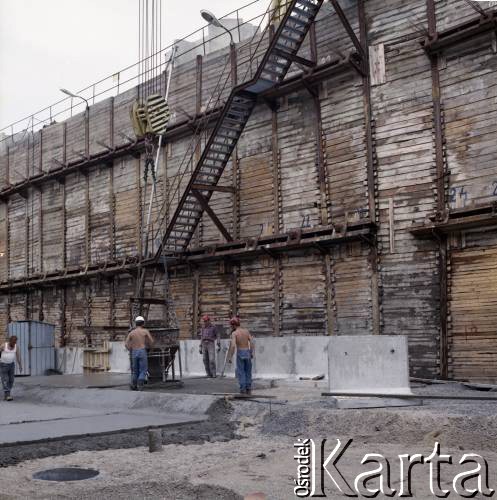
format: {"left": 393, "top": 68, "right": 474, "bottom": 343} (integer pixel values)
{"left": 0, "top": 0, "right": 261, "bottom": 130}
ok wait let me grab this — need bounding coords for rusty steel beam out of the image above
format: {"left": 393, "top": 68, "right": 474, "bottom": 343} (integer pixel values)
{"left": 427, "top": 0, "right": 446, "bottom": 219}
{"left": 437, "top": 233, "right": 449, "bottom": 381}
{"left": 423, "top": 10, "right": 497, "bottom": 53}
{"left": 175, "top": 223, "right": 374, "bottom": 264}
{"left": 0, "top": 221, "right": 375, "bottom": 291}
{"left": 0, "top": 258, "right": 141, "bottom": 291}
{"left": 130, "top": 296, "right": 166, "bottom": 305}
{"left": 272, "top": 48, "right": 316, "bottom": 69}
{"left": 191, "top": 184, "right": 235, "bottom": 193}
{"left": 262, "top": 54, "right": 358, "bottom": 100}
{"left": 426, "top": 0, "right": 449, "bottom": 379}
{"left": 411, "top": 204, "right": 497, "bottom": 236}
{"left": 330, "top": 0, "right": 366, "bottom": 61}
{"left": 231, "top": 42, "right": 238, "bottom": 86}
{"left": 191, "top": 189, "right": 233, "bottom": 242}
{"left": 358, "top": 0, "right": 380, "bottom": 336}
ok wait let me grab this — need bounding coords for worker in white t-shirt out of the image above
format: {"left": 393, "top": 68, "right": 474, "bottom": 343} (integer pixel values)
{"left": 0, "top": 336, "right": 23, "bottom": 401}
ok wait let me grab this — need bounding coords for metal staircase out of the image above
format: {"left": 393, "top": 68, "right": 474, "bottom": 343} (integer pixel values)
{"left": 155, "top": 0, "right": 324, "bottom": 257}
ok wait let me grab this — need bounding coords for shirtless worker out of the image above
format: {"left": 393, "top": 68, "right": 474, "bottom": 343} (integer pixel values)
{"left": 227, "top": 317, "right": 255, "bottom": 395}
{"left": 125, "top": 316, "right": 154, "bottom": 391}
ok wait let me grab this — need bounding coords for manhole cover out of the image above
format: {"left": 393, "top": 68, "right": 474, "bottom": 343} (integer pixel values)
{"left": 33, "top": 467, "right": 99, "bottom": 482}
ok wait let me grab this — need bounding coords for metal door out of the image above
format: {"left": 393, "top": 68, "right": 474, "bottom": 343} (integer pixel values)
{"left": 7, "top": 321, "right": 55, "bottom": 376}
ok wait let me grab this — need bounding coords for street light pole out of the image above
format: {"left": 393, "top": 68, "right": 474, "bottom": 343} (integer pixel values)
{"left": 60, "top": 88, "right": 90, "bottom": 157}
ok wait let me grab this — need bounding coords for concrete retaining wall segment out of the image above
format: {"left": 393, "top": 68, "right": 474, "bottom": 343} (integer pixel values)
{"left": 54, "top": 335, "right": 411, "bottom": 388}
{"left": 328, "top": 335, "right": 412, "bottom": 395}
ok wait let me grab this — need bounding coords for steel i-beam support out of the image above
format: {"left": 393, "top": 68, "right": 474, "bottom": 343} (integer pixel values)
{"left": 331, "top": 0, "right": 366, "bottom": 62}
{"left": 191, "top": 189, "right": 233, "bottom": 242}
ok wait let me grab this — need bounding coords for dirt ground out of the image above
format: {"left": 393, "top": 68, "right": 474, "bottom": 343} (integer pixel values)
{"left": 1, "top": 381, "right": 497, "bottom": 499}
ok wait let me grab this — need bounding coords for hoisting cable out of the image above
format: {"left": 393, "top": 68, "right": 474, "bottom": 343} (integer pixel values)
{"left": 143, "top": 44, "right": 176, "bottom": 258}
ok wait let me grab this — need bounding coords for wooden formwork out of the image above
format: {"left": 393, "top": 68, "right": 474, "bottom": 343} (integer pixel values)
{"left": 83, "top": 340, "right": 111, "bottom": 373}
{"left": 0, "top": 0, "right": 496, "bottom": 381}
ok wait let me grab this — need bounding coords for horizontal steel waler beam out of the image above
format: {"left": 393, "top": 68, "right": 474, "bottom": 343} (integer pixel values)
{"left": 169, "top": 220, "right": 375, "bottom": 264}
{"left": 410, "top": 203, "right": 497, "bottom": 237}
{"left": 422, "top": 11, "right": 497, "bottom": 54}
{"left": 0, "top": 221, "right": 375, "bottom": 292}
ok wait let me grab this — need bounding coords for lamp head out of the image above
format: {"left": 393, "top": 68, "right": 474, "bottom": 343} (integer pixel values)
{"left": 201, "top": 9, "right": 223, "bottom": 28}
{"left": 60, "top": 88, "right": 77, "bottom": 98}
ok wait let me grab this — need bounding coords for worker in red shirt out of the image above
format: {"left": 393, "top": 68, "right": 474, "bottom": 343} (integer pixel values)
{"left": 199, "top": 315, "right": 220, "bottom": 378}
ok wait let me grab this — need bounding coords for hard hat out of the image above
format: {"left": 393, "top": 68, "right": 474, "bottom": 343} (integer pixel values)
{"left": 230, "top": 317, "right": 240, "bottom": 327}
{"left": 202, "top": 314, "right": 211, "bottom": 322}
{"left": 135, "top": 316, "right": 145, "bottom": 323}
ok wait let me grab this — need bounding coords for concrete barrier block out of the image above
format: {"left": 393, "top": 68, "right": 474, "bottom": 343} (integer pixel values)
{"left": 56, "top": 347, "right": 84, "bottom": 375}
{"left": 109, "top": 342, "right": 131, "bottom": 373}
{"left": 217, "top": 340, "right": 235, "bottom": 377}
{"left": 294, "top": 336, "right": 329, "bottom": 379}
{"left": 182, "top": 340, "right": 206, "bottom": 376}
{"left": 328, "top": 335, "right": 412, "bottom": 395}
{"left": 180, "top": 336, "right": 333, "bottom": 380}
{"left": 253, "top": 337, "right": 294, "bottom": 378}
{"left": 181, "top": 339, "right": 235, "bottom": 378}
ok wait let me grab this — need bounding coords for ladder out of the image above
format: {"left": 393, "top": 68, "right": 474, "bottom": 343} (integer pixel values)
{"left": 154, "top": 0, "right": 324, "bottom": 257}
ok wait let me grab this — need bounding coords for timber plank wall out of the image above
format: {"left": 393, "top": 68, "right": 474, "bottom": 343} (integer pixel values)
{"left": 1, "top": 0, "right": 497, "bottom": 380}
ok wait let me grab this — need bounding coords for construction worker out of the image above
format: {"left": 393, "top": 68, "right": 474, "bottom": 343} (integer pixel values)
{"left": 125, "top": 316, "right": 154, "bottom": 391}
{"left": 0, "top": 335, "right": 22, "bottom": 401}
{"left": 199, "top": 315, "right": 220, "bottom": 378}
{"left": 227, "top": 317, "right": 255, "bottom": 395}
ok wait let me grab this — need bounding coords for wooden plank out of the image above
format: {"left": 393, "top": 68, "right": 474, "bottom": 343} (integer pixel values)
{"left": 449, "top": 244, "right": 497, "bottom": 381}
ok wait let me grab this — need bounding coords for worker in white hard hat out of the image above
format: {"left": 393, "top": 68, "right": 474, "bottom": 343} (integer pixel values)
{"left": 125, "top": 316, "right": 154, "bottom": 390}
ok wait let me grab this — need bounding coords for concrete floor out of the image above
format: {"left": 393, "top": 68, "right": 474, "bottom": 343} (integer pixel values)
{"left": 0, "top": 407, "right": 202, "bottom": 445}
{"left": 19, "top": 373, "right": 270, "bottom": 394}
{"left": 0, "top": 375, "right": 220, "bottom": 446}
{"left": 18, "top": 373, "right": 131, "bottom": 389}
{"left": 8, "top": 373, "right": 487, "bottom": 449}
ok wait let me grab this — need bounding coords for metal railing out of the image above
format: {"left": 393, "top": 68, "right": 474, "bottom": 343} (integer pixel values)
{"left": 0, "top": 0, "right": 275, "bottom": 143}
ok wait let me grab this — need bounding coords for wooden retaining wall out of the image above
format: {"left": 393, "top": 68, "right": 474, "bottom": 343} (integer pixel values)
{"left": 0, "top": 1, "right": 496, "bottom": 379}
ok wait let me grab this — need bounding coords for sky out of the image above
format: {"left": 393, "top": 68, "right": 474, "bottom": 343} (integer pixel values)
{"left": 0, "top": 0, "right": 262, "bottom": 132}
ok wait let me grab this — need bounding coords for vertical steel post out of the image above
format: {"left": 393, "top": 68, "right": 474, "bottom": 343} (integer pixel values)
{"left": 358, "top": 0, "right": 380, "bottom": 336}
{"left": 426, "top": 0, "right": 449, "bottom": 379}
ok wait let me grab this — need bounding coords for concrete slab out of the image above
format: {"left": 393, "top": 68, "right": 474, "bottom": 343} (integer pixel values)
{"left": 19, "top": 373, "right": 271, "bottom": 397}
{"left": 334, "top": 397, "right": 423, "bottom": 409}
{"left": 0, "top": 379, "right": 215, "bottom": 446}
{"left": 328, "top": 335, "right": 412, "bottom": 396}
{"left": 15, "top": 383, "right": 216, "bottom": 415}
{"left": 0, "top": 411, "right": 205, "bottom": 446}
{"left": 0, "top": 403, "right": 103, "bottom": 425}
{"left": 18, "top": 373, "right": 130, "bottom": 389}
